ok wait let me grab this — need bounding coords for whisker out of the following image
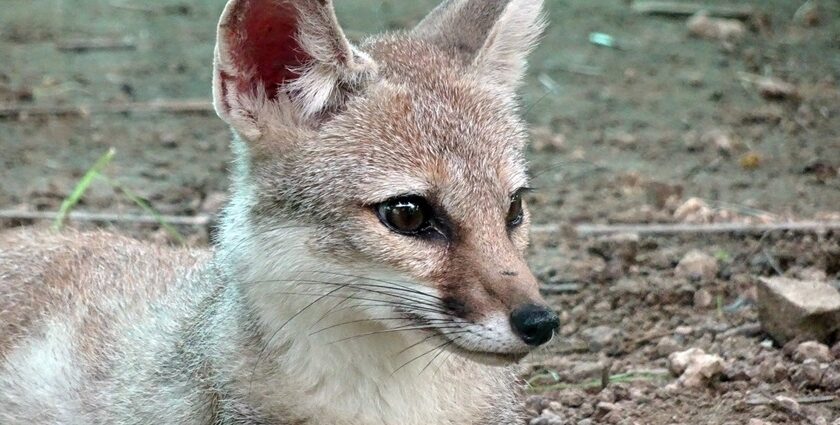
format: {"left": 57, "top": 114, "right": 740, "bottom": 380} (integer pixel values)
{"left": 391, "top": 337, "right": 460, "bottom": 376}
{"left": 420, "top": 337, "right": 459, "bottom": 375}
{"left": 310, "top": 317, "right": 452, "bottom": 336}
{"left": 328, "top": 324, "right": 463, "bottom": 345}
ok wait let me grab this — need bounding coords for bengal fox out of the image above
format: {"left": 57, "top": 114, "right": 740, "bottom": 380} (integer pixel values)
{"left": 0, "top": 0, "right": 558, "bottom": 423}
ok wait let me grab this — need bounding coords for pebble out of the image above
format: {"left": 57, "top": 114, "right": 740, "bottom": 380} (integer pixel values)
{"left": 774, "top": 395, "right": 801, "bottom": 415}
{"left": 668, "top": 347, "right": 725, "bottom": 387}
{"left": 656, "top": 336, "right": 681, "bottom": 357}
{"left": 693, "top": 288, "right": 714, "bottom": 309}
{"left": 557, "top": 389, "right": 586, "bottom": 408}
{"left": 675, "top": 250, "right": 718, "bottom": 282}
{"left": 794, "top": 341, "right": 834, "bottom": 363}
{"left": 747, "top": 419, "right": 771, "bottom": 425}
{"left": 529, "top": 411, "right": 564, "bottom": 425}
{"left": 580, "top": 325, "right": 621, "bottom": 353}
{"left": 756, "top": 276, "right": 840, "bottom": 344}
{"left": 687, "top": 12, "right": 746, "bottom": 41}
{"left": 700, "top": 128, "right": 734, "bottom": 154}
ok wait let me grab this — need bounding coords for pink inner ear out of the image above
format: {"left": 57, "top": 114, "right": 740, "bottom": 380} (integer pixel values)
{"left": 224, "top": 0, "right": 312, "bottom": 102}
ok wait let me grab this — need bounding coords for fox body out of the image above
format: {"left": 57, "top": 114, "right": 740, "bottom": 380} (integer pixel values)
{"left": 0, "top": 1, "right": 556, "bottom": 424}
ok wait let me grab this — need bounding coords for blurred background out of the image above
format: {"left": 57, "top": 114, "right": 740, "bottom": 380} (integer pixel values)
{"left": 1, "top": 0, "right": 839, "bottom": 423}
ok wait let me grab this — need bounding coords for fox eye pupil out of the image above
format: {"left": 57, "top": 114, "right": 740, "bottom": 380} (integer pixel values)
{"left": 377, "top": 197, "right": 430, "bottom": 235}
{"left": 506, "top": 193, "right": 524, "bottom": 227}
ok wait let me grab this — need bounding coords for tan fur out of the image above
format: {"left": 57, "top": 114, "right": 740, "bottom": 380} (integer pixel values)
{"left": 0, "top": 0, "right": 551, "bottom": 423}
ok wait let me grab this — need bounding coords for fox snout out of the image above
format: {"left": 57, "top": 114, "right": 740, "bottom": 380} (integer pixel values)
{"left": 510, "top": 303, "right": 559, "bottom": 347}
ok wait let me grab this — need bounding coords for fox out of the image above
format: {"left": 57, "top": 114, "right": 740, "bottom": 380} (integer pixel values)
{"left": 0, "top": 0, "right": 559, "bottom": 424}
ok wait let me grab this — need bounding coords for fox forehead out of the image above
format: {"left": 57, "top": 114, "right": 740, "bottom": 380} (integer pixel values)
{"left": 305, "top": 38, "right": 530, "bottom": 204}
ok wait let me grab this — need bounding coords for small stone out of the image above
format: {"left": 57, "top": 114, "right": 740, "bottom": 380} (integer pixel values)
{"left": 748, "top": 419, "right": 771, "bottom": 425}
{"left": 774, "top": 395, "right": 801, "bottom": 416}
{"left": 590, "top": 232, "right": 640, "bottom": 263}
{"left": 701, "top": 128, "right": 734, "bottom": 154}
{"left": 577, "top": 420, "right": 593, "bottom": 425}
{"left": 668, "top": 348, "right": 725, "bottom": 387}
{"left": 755, "top": 358, "right": 788, "bottom": 383}
{"left": 568, "top": 361, "right": 604, "bottom": 381}
{"left": 693, "top": 288, "right": 714, "bottom": 309}
{"left": 529, "top": 411, "right": 564, "bottom": 425}
{"left": 525, "top": 395, "right": 549, "bottom": 415}
{"left": 794, "top": 341, "right": 834, "bottom": 363}
{"left": 675, "top": 250, "right": 718, "bottom": 282}
{"left": 791, "top": 361, "right": 825, "bottom": 388}
{"left": 754, "top": 76, "right": 799, "bottom": 101}
{"left": 674, "top": 197, "right": 714, "bottom": 223}
{"left": 756, "top": 277, "right": 840, "bottom": 344}
{"left": 581, "top": 326, "right": 621, "bottom": 353}
{"left": 674, "top": 326, "right": 694, "bottom": 336}
{"left": 687, "top": 12, "right": 746, "bottom": 41}
{"left": 656, "top": 336, "right": 681, "bottom": 357}
{"left": 557, "top": 389, "right": 586, "bottom": 408}
{"left": 610, "top": 277, "right": 645, "bottom": 295}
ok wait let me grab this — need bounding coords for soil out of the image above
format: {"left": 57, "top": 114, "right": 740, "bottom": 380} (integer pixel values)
{"left": 1, "top": 0, "right": 839, "bottom": 424}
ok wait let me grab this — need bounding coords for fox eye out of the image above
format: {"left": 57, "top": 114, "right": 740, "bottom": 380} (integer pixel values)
{"left": 506, "top": 192, "right": 524, "bottom": 227}
{"left": 376, "top": 196, "right": 434, "bottom": 236}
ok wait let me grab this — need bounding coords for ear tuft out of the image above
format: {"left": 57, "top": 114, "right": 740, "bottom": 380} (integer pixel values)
{"left": 472, "top": 0, "right": 546, "bottom": 91}
{"left": 213, "top": 0, "right": 376, "bottom": 141}
{"left": 412, "top": 0, "right": 545, "bottom": 93}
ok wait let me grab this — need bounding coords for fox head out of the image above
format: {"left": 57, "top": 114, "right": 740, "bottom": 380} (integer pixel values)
{"left": 213, "top": 0, "right": 558, "bottom": 365}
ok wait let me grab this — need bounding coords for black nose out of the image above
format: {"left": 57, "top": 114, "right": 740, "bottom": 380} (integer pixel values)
{"left": 510, "top": 304, "right": 559, "bottom": 346}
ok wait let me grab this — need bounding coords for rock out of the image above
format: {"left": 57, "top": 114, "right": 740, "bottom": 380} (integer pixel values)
{"left": 524, "top": 395, "right": 550, "bottom": 415}
{"left": 701, "top": 128, "right": 735, "bottom": 154}
{"left": 794, "top": 341, "right": 834, "bottom": 363}
{"left": 748, "top": 419, "right": 771, "bottom": 425}
{"left": 590, "top": 232, "right": 640, "bottom": 263}
{"left": 756, "top": 277, "right": 840, "bottom": 344}
{"left": 673, "top": 197, "right": 713, "bottom": 223}
{"left": 529, "top": 411, "right": 564, "bottom": 425}
{"left": 656, "top": 336, "right": 681, "bottom": 357}
{"left": 774, "top": 395, "right": 801, "bottom": 416}
{"left": 568, "top": 361, "right": 604, "bottom": 381}
{"left": 687, "top": 12, "right": 746, "bottom": 41}
{"left": 754, "top": 76, "right": 799, "bottom": 101}
{"left": 580, "top": 325, "right": 621, "bottom": 353}
{"left": 557, "top": 389, "right": 586, "bottom": 408}
{"left": 791, "top": 361, "right": 826, "bottom": 389}
{"left": 693, "top": 288, "right": 714, "bottom": 309}
{"left": 668, "top": 348, "right": 725, "bottom": 387}
{"left": 610, "top": 277, "right": 646, "bottom": 295}
{"left": 675, "top": 250, "right": 718, "bottom": 282}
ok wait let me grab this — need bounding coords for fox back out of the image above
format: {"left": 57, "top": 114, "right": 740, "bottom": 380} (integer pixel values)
{"left": 0, "top": 1, "right": 557, "bottom": 424}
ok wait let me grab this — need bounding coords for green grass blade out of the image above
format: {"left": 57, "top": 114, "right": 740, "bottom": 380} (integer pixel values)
{"left": 52, "top": 148, "right": 116, "bottom": 231}
{"left": 97, "top": 175, "right": 186, "bottom": 245}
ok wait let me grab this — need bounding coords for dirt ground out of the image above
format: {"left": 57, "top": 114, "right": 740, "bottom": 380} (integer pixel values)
{"left": 1, "top": 0, "right": 839, "bottom": 423}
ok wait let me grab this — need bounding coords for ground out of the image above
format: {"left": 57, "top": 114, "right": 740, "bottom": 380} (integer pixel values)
{"left": 1, "top": 0, "right": 839, "bottom": 423}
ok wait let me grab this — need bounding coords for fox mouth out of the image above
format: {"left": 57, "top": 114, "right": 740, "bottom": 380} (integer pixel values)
{"left": 445, "top": 344, "right": 528, "bottom": 366}
{"left": 404, "top": 313, "right": 531, "bottom": 366}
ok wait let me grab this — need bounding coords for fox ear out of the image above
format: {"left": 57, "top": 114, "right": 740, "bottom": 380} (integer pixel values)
{"left": 213, "top": 0, "right": 377, "bottom": 141}
{"left": 413, "top": 0, "right": 545, "bottom": 92}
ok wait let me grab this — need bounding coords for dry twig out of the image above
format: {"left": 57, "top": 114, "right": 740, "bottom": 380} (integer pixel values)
{"left": 0, "top": 210, "right": 212, "bottom": 227}
{"left": 631, "top": 1, "right": 755, "bottom": 19}
{"left": 528, "top": 221, "right": 840, "bottom": 236}
{"left": 0, "top": 99, "right": 214, "bottom": 119}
